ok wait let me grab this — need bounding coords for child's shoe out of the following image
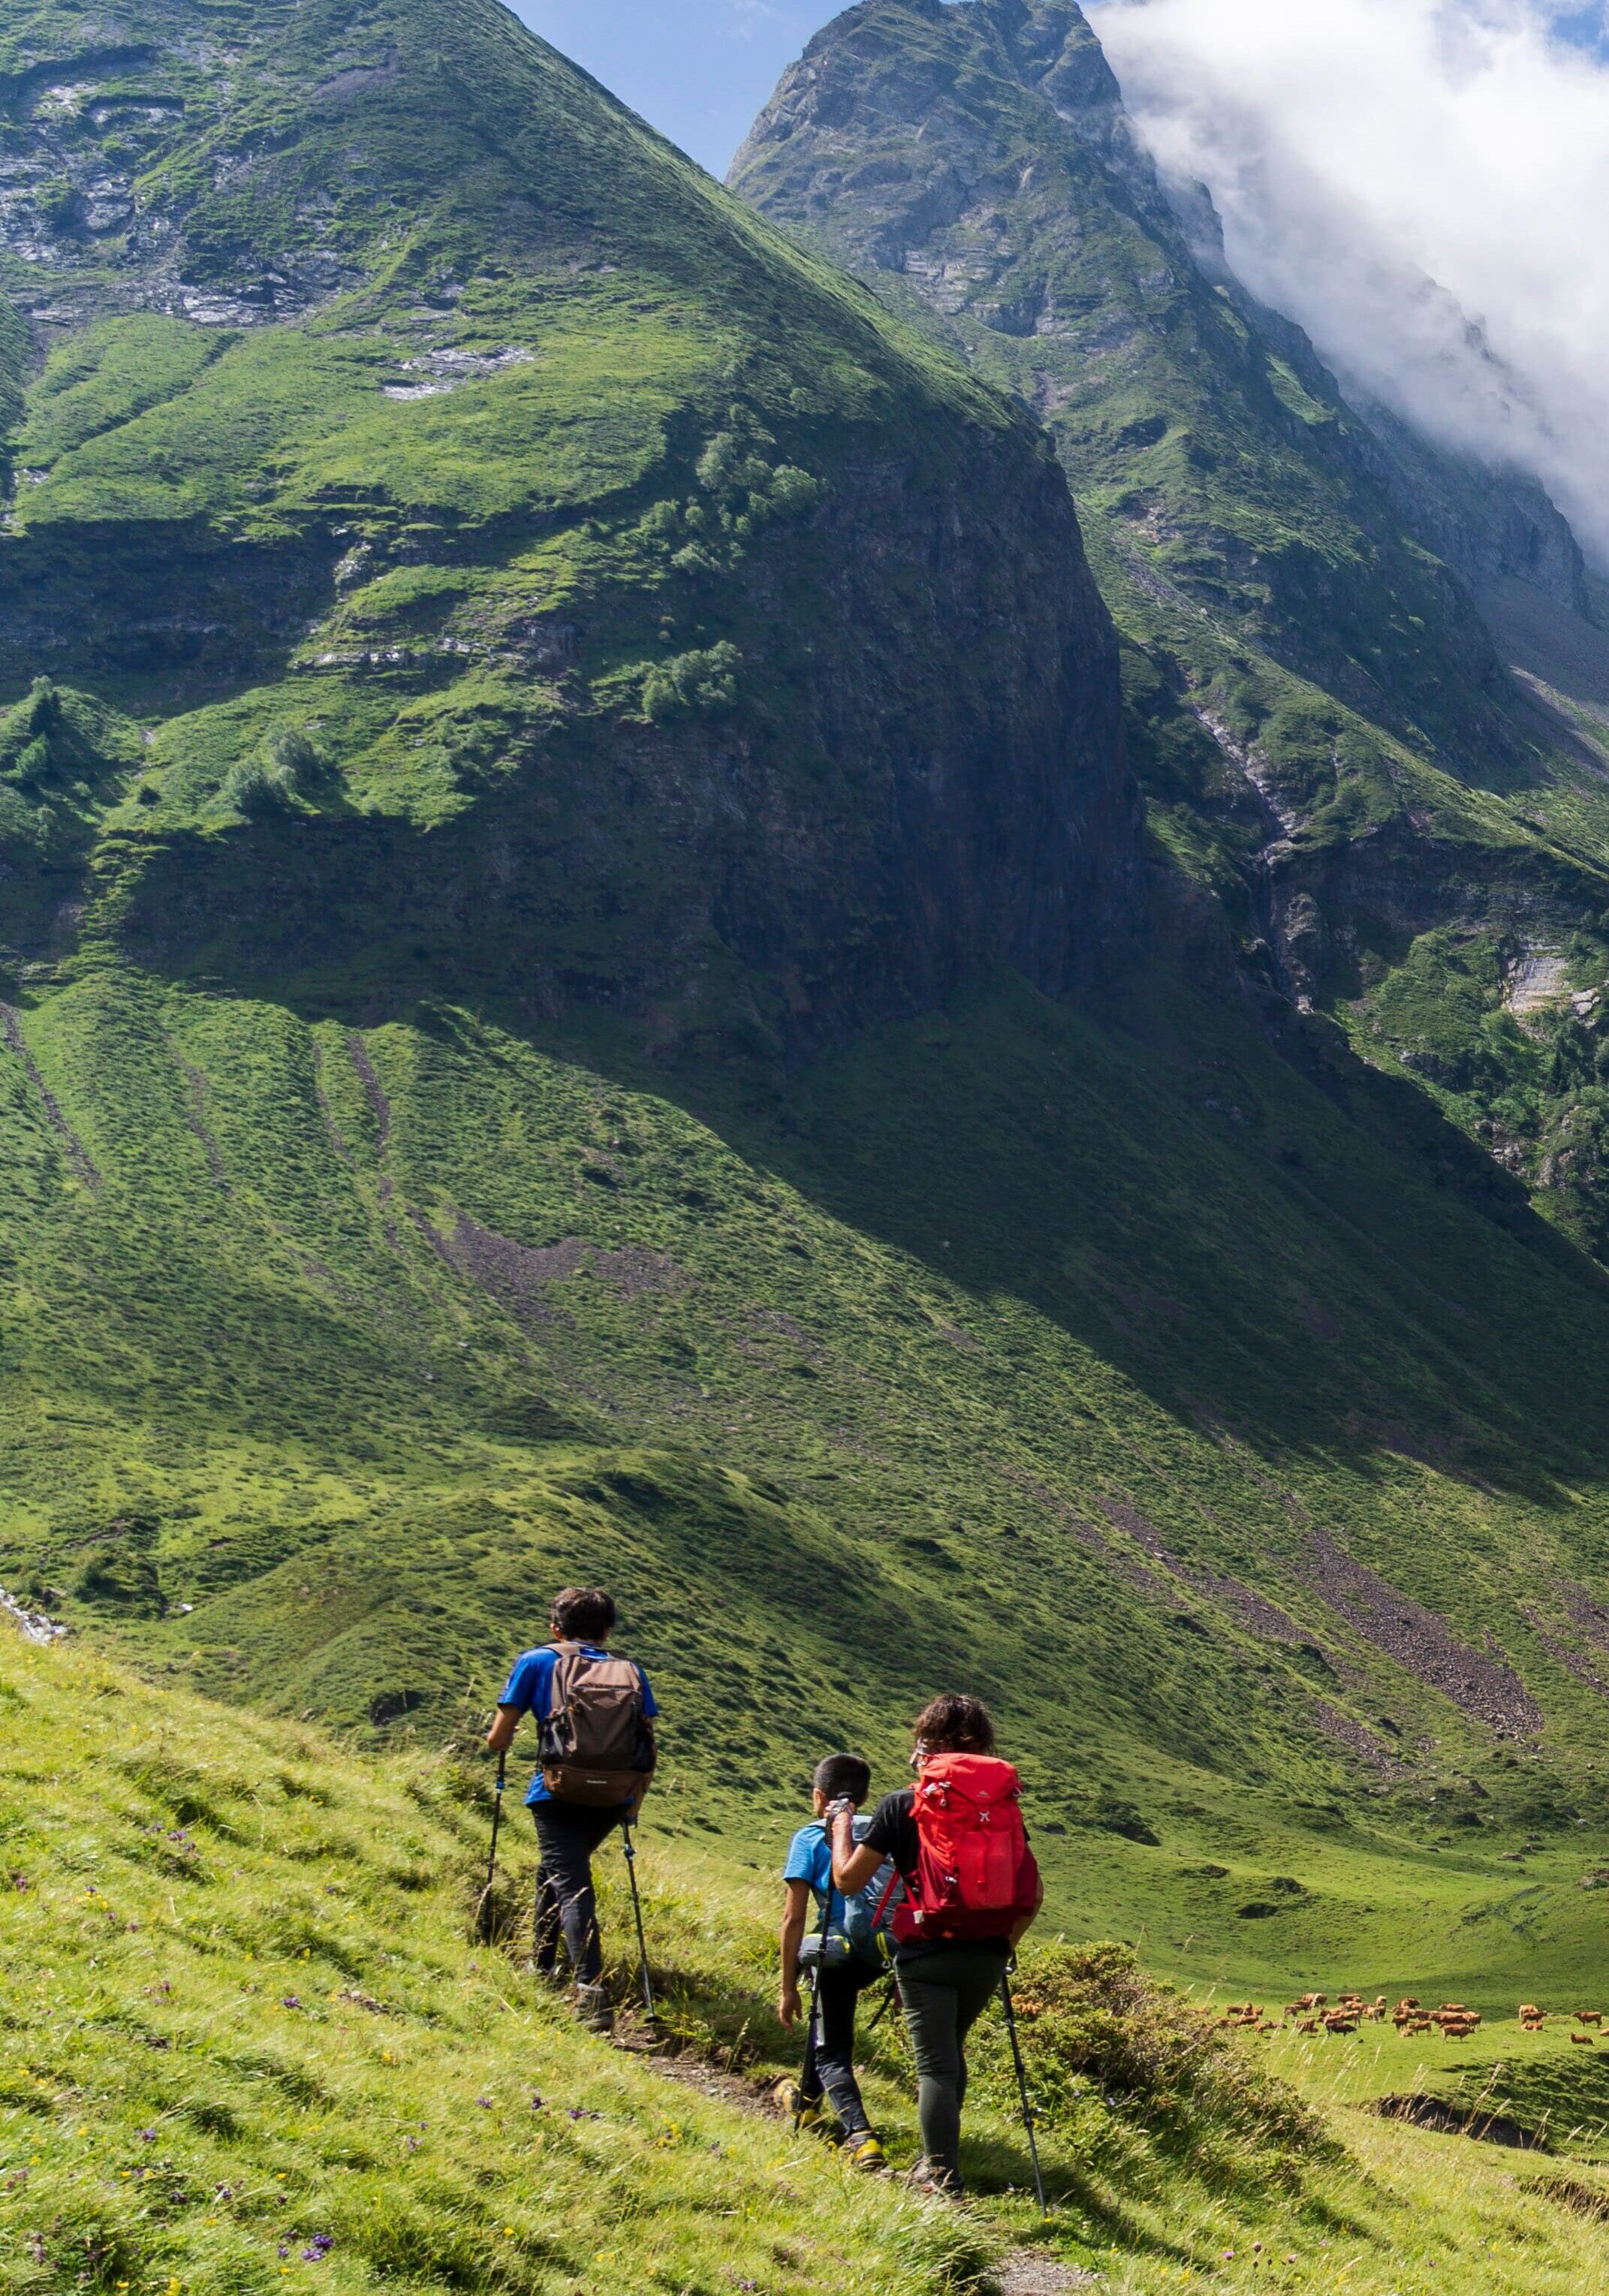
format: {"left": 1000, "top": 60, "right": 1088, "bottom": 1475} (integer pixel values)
{"left": 773, "top": 2078, "right": 823, "bottom": 2132}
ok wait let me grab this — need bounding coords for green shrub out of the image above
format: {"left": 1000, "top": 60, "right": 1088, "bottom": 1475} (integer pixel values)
{"left": 767, "top": 465, "right": 824, "bottom": 520}
{"left": 643, "top": 643, "right": 742, "bottom": 725}
{"left": 215, "top": 725, "right": 327, "bottom": 818}
{"left": 980, "top": 1942, "right": 1329, "bottom": 2156}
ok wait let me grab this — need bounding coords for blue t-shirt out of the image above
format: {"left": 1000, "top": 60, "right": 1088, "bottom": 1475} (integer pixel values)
{"left": 783, "top": 1820, "right": 835, "bottom": 1910}
{"left": 498, "top": 1644, "right": 658, "bottom": 1807}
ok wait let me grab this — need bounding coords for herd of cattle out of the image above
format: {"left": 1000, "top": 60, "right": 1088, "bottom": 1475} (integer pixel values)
{"left": 1216, "top": 1994, "right": 1609, "bottom": 2042}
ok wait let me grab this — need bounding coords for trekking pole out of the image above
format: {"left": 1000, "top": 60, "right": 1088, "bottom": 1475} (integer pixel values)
{"left": 1000, "top": 1969, "right": 1048, "bottom": 2216}
{"left": 806, "top": 1867, "right": 835, "bottom": 2074}
{"left": 474, "top": 1750, "right": 506, "bottom": 1945}
{"left": 621, "top": 1821, "right": 656, "bottom": 2021}
{"left": 861, "top": 1977, "right": 898, "bottom": 2035}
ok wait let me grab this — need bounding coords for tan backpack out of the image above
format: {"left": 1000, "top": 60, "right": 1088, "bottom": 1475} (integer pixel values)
{"left": 539, "top": 1643, "right": 657, "bottom": 1807}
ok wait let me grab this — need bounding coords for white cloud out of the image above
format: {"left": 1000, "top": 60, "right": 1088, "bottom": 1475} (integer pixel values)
{"left": 1093, "top": 0, "right": 1609, "bottom": 568}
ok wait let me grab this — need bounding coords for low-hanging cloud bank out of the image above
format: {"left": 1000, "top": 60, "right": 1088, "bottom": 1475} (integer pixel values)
{"left": 1094, "top": 0, "right": 1609, "bottom": 574}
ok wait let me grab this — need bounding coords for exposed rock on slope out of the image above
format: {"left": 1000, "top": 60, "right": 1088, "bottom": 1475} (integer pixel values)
{"left": 0, "top": 0, "right": 1138, "bottom": 1048}
{"left": 732, "top": 0, "right": 1609, "bottom": 1258}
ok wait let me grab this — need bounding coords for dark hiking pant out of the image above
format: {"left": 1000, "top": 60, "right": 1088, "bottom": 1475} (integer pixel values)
{"left": 800, "top": 1960, "right": 882, "bottom": 2138}
{"left": 532, "top": 1803, "right": 626, "bottom": 1984}
{"left": 897, "top": 1945, "right": 1010, "bottom": 2192}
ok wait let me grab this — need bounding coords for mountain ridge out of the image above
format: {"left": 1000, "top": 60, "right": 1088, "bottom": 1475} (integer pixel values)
{"left": 731, "top": 0, "right": 1609, "bottom": 1264}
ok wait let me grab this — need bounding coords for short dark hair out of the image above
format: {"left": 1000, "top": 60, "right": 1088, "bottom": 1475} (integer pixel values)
{"left": 911, "top": 1695, "right": 996, "bottom": 1756}
{"left": 813, "top": 1752, "right": 871, "bottom": 1806}
{"left": 550, "top": 1586, "right": 616, "bottom": 1642}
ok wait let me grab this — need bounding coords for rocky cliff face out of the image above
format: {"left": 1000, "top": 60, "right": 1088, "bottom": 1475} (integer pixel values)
{"left": 0, "top": 0, "right": 1138, "bottom": 1049}
{"left": 733, "top": 0, "right": 1609, "bottom": 1259}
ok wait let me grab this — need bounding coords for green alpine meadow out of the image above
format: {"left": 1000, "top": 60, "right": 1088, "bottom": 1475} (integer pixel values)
{"left": 7, "top": 0, "right": 1609, "bottom": 2285}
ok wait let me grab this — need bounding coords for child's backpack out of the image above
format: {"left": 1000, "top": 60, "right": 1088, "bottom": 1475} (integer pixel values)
{"left": 890, "top": 1753, "right": 1039, "bottom": 1946}
{"left": 538, "top": 1643, "right": 657, "bottom": 1806}
{"left": 841, "top": 1818, "right": 902, "bottom": 1963}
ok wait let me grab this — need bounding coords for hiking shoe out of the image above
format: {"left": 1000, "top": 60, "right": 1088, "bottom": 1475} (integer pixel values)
{"left": 772, "top": 2078, "right": 824, "bottom": 2133}
{"left": 574, "top": 1983, "right": 615, "bottom": 2035}
{"left": 845, "top": 2133, "right": 887, "bottom": 2172}
{"left": 905, "top": 2159, "right": 964, "bottom": 2201}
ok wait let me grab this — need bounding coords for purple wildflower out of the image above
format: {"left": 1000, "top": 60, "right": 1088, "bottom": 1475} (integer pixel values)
{"left": 278, "top": 2244, "right": 290, "bottom": 2260}
{"left": 282, "top": 1995, "right": 301, "bottom": 2010}
{"left": 139, "top": 2129, "right": 155, "bottom": 2144}
{"left": 302, "top": 2234, "right": 334, "bottom": 2261}
{"left": 530, "top": 2094, "right": 546, "bottom": 2112}
{"left": 477, "top": 2096, "right": 494, "bottom": 2109}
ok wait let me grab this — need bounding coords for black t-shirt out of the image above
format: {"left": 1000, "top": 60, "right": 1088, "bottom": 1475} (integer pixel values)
{"left": 862, "top": 1788, "right": 1011, "bottom": 1961}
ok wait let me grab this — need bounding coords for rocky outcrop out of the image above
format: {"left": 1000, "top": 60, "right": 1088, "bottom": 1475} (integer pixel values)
{"left": 112, "top": 423, "right": 1138, "bottom": 1044}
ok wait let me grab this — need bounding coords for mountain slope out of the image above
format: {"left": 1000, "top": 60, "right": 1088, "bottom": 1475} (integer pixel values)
{"left": 14, "top": 958, "right": 1609, "bottom": 1997}
{"left": 0, "top": 0, "right": 1137, "bottom": 1047}
{"left": 729, "top": 0, "right": 1609, "bottom": 1257}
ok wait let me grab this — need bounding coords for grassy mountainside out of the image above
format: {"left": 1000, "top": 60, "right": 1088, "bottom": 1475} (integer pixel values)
{"left": 0, "top": 0, "right": 1136, "bottom": 1047}
{"left": 4, "top": 0, "right": 1609, "bottom": 2020}
{"left": 12, "top": 1626, "right": 1609, "bottom": 2294}
{"left": 11, "top": 959, "right": 1609, "bottom": 1996}
{"left": 728, "top": 0, "right": 1609, "bottom": 1256}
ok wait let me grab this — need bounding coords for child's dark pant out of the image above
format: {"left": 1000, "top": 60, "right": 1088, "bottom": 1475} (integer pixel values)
{"left": 802, "top": 1960, "right": 883, "bottom": 2137}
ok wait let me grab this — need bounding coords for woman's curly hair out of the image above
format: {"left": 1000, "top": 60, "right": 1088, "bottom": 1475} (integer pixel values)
{"left": 911, "top": 1694, "right": 996, "bottom": 1755}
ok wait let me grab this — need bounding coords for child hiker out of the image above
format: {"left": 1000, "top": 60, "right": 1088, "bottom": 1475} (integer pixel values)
{"left": 774, "top": 1753, "right": 895, "bottom": 2171}
{"left": 831, "top": 1695, "right": 1041, "bottom": 2198}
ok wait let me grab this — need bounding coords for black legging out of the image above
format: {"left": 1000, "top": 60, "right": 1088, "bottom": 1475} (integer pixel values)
{"left": 896, "top": 1943, "right": 1010, "bottom": 2191}
{"left": 532, "top": 1803, "right": 626, "bottom": 1984}
{"left": 801, "top": 1960, "right": 883, "bottom": 2137}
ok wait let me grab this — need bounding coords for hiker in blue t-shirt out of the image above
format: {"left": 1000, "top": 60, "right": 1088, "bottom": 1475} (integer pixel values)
{"left": 773, "top": 1752, "right": 888, "bottom": 2171}
{"left": 488, "top": 1586, "right": 658, "bottom": 2033}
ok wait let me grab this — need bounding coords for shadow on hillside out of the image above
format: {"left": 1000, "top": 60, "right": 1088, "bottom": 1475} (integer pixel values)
{"left": 110, "top": 785, "right": 1609, "bottom": 1517}
{"left": 629, "top": 970, "right": 1609, "bottom": 1512}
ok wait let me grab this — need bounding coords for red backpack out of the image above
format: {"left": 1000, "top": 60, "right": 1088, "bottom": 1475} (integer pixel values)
{"left": 890, "top": 1753, "right": 1041, "bottom": 1946}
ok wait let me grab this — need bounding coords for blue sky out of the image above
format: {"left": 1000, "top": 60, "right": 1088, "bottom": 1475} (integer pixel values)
{"left": 513, "top": 0, "right": 847, "bottom": 176}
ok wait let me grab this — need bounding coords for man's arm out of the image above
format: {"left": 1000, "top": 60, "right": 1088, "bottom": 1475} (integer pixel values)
{"left": 487, "top": 1704, "right": 520, "bottom": 1755}
{"left": 777, "top": 1879, "right": 811, "bottom": 2029}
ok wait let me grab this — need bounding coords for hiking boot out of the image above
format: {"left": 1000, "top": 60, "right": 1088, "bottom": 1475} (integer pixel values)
{"left": 574, "top": 1982, "right": 615, "bottom": 2035}
{"left": 845, "top": 2133, "right": 887, "bottom": 2172}
{"left": 772, "top": 2078, "right": 824, "bottom": 2133}
{"left": 905, "top": 2158, "right": 964, "bottom": 2201}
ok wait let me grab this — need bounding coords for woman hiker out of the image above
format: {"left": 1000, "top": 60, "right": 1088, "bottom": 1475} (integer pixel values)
{"left": 830, "top": 1694, "right": 1042, "bottom": 2198}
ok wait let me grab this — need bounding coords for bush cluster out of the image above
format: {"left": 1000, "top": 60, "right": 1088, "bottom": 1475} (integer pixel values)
{"left": 975, "top": 1942, "right": 1329, "bottom": 2157}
